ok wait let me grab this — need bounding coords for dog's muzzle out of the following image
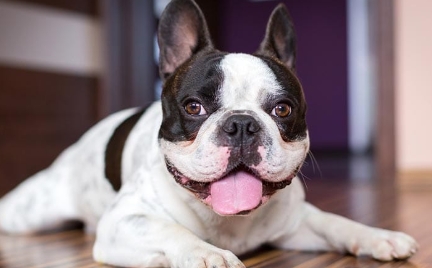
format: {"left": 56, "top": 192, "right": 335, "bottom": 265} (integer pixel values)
{"left": 165, "top": 111, "right": 301, "bottom": 216}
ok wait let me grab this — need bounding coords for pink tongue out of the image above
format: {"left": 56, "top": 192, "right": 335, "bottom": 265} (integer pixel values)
{"left": 210, "top": 171, "right": 262, "bottom": 215}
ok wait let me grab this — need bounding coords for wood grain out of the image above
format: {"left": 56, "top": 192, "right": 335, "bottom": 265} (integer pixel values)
{"left": 1, "top": 176, "right": 430, "bottom": 267}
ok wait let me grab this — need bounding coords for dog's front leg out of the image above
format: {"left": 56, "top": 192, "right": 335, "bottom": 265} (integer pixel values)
{"left": 272, "top": 203, "right": 418, "bottom": 261}
{"left": 93, "top": 184, "right": 244, "bottom": 268}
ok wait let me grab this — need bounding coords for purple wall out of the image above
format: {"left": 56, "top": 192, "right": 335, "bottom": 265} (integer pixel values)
{"left": 216, "top": 0, "right": 348, "bottom": 151}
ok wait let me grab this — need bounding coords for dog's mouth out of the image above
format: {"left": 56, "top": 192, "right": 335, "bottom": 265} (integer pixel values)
{"left": 166, "top": 162, "right": 297, "bottom": 216}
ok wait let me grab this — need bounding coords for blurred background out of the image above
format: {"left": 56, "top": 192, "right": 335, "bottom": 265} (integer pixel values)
{"left": 0, "top": 0, "right": 431, "bottom": 197}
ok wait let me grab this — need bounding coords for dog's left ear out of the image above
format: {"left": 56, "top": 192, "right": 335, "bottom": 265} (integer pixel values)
{"left": 256, "top": 4, "right": 296, "bottom": 70}
{"left": 158, "top": 0, "right": 214, "bottom": 82}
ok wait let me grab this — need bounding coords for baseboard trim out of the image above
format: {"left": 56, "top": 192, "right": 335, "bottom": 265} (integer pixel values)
{"left": 398, "top": 170, "right": 432, "bottom": 190}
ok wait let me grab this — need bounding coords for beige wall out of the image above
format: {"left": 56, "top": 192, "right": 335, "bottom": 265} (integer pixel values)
{"left": 395, "top": 0, "right": 432, "bottom": 181}
{"left": 0, "top": 1, "right": 101, "bottom": 75}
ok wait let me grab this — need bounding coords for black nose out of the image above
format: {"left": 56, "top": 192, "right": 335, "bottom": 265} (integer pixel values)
{"left": 222, "top": 114, "right": 261, "bottom": 144}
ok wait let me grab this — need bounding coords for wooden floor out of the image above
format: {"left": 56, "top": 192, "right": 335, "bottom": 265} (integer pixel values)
{"left": 1, "top": 156, "right": 432, "bottom": 267}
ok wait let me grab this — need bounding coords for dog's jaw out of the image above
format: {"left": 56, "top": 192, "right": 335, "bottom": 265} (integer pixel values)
{"left": 166, "top": 159, "right": 299, "bottom": 216}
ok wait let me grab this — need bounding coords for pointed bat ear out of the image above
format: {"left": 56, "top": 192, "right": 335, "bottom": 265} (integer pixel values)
{"left": 157, "top": 0, "right": 214, "bottom": 82}
{"left": 256, "top": 4, "right": 297, "bottom": 70}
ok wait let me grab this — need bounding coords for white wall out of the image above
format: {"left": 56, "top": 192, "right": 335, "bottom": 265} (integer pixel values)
{"left": 0, "top": 1, "right": 101, "bottom": 75}
{"left": 347, "top": 0, "right": 375, "bottom": 154}
{"left": 395, "top": 0, "right": 432, "bottom": 173}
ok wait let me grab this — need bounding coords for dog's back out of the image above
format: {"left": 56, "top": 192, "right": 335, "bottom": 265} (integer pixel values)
{"left": 0, "top": 105, "right": 161, "bottom": 233}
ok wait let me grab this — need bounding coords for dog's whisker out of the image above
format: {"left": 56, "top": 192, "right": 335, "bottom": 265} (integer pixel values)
{"left": 307, "top": 151, "right": 322, "bottom": 178}
{"left": 298, "top": 170, "right": 310, "bottom": 190}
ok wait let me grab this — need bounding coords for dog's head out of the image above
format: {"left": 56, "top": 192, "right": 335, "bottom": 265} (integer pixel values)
{"left": 157, "top": 0, "right": 309, "bottom": 216}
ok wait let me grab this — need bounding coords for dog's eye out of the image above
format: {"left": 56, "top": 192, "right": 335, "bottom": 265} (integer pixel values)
{"left": 185, "top": 102, "right": 207, "bottom": 116}
{"left": 271, "top": 103, "right": 291, "bottom": 118}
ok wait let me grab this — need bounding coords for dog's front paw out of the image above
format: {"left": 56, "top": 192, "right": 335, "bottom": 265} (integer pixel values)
{"left": 171, "top": 244, "right": 245, "bottom": 268}
{"left": 353, "top": 229, "right": 418, "bottom": 261}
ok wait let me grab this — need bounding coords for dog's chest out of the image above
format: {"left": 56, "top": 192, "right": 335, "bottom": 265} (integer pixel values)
{"left": 185, "top": 186, "right": 303, "bottom": 255}
{"left": 206, "top": 220, "right": 270, "bottom": 254}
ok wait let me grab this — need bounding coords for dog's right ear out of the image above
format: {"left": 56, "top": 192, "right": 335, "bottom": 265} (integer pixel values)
{"left": 158, "top": 0, "right": 214, "bottom": 82}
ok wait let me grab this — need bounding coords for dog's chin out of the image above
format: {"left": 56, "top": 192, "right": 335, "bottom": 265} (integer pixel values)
{"left": 166, "top": 162, "right": 296, "bottom": 216}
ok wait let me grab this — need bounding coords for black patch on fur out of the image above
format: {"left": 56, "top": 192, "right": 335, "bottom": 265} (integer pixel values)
{"left": 105, "top": 107, "right": 147, "bottom": 191}
{"left": 255, "top": 55, "right": 307, "bottom": 142}
{"left": 158, "top": 51, "right": 227, "bottom": 142}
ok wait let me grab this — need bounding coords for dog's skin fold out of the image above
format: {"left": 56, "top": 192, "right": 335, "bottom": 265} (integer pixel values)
{"left": 0, "top": 0, "right": 418, "bottom": 267}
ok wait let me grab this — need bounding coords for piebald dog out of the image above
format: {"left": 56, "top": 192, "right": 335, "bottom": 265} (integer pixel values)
{"left": 0, "top": 0, "right": 418, "bottom": 267}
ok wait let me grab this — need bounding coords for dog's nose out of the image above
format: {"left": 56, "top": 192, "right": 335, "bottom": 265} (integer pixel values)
{"left": 222, "top": 114, "right": 261, "bottom": 143}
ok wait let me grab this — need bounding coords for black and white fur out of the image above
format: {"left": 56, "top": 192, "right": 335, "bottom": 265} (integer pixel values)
{"left": 0, "top": 1, "right": 417, "bottom": 267}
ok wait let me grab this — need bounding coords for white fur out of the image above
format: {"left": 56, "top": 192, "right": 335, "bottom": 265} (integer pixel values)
{"left": 160, "top": 110, "right": 231, "bottom": 182}
{"left": 219, "top": 53, "right": 282, "bottom": 111}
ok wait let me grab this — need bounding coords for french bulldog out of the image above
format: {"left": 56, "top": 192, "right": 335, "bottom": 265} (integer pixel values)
{"left": 0, "top": 0, "right": 418, "bottom": 267}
